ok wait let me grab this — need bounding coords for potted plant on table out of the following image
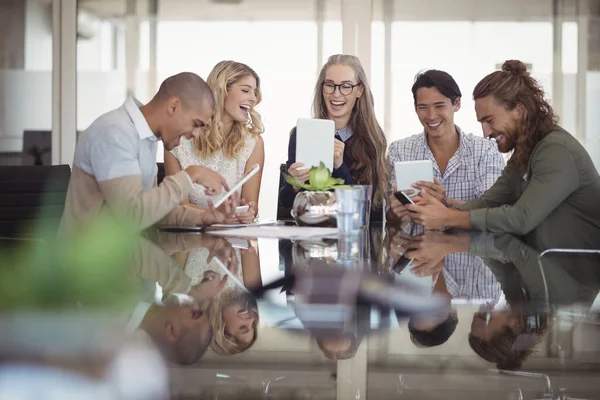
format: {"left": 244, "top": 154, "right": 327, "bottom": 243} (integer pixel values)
{"left": 283, "top": 162, "right": 348, "bottom": 227}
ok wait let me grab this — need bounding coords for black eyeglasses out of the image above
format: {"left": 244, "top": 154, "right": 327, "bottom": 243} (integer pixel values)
{"left": 322, "top": 82, "right": 361, "bottom": 95}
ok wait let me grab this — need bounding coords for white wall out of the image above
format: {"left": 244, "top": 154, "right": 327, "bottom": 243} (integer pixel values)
{"left": 585, "top": 71, "right": 600, "bottom": 171}
{"left": 0, "top": 70, "right": 52, "bottom": 152}
{"left": 24, "top": 0, "right": 52, "bottom": 71}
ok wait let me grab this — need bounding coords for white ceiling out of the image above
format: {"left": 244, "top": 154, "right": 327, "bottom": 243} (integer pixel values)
{"left": 77, "top": 0, "right": 580, "bottom": 22}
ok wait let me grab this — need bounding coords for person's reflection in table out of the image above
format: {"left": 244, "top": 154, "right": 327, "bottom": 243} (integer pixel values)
{"left": 386, "top": 228, "right": 545, "bottom": 367}
{"left": 406, "top": 268, "right": 459, "bottom": 348}
{"left": 386, "top": 226, "right": 498, "bottom": 348}
{"left": 128, "top": 238, "right": 216, "bottom": 365}
{"left": 153, "top": 232, "right": 262, "bottom": 356}
{"left": 469, "top": 301, "right": 547, "bottom": 371}
{"left": 208, "top": 289, "right": 259, "bottom": 355}
{"left": 465, "top": 232, "right": 597, "bottom": 370}
{"left": 391, "top": 224, "right": 503, "bottom": 303}
{"left": 134, "top": 298, "right": 213, "bottom": 365}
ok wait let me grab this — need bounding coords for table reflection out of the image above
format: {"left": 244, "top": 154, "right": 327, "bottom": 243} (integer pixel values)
{"left": 3, "top": 220, "right": 599, "bottom": 399}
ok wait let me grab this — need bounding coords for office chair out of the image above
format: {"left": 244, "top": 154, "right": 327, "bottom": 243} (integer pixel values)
{"left": 0, "top": 165, "right": 71, "bottom": 237}
{"left": 22, "top": 130, "right": 52, "bottom": 166}
{"left": 276, "top": 163, "right": 294, "bottom": 222}
{"left": 157, "top": 162, "right": 166, "bottom": 185}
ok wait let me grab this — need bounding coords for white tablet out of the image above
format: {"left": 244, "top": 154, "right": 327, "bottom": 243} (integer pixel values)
{"left": 213, "top": 163, "right": 260, "bottom": 208}
{"left": 394, "top": 160, "right": 434, "bottom": 197}
{"left": 295, "top": 118, "right": 335, "bottom": 171}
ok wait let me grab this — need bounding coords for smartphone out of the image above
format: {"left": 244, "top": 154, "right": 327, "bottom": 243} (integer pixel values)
{"left": 213, "top": 164, "right": 261, "bottom": 208}
{"left": 235, "top": 205, "right": 250, "bottom": 214}
{"left": 393, "top": 191, "right": 415, "bottom": 206}
{"left": 391, "top": 254, "right": 414, "bottom": 274}
{"left": 227, "top": 237, "right": 249, "bottom": 249}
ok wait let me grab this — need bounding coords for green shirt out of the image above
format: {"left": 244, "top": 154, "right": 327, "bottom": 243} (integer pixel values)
{"left": 456, "top": 128, "right": 600, "bottom": 249}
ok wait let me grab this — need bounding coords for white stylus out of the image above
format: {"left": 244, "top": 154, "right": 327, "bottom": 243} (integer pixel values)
{"left": 213, "top": 164, "right": 260, "bottom": 208}
{"left": 212, "top": 256, "right": 249, "bottom": 292}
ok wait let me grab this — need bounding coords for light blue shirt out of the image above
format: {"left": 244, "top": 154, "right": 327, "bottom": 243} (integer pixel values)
{"left": 388, "top": 125, "right": 505, "bottom": 200}
{"left": 73, "top": 97, "right": 159, "bottom": 190}
{"left": 335, "top": 126, "right": 353, "bottom": 143}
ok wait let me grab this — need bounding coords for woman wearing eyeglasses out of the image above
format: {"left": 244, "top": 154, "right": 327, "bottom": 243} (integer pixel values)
{"left": 279, "top": 54, "right": 390, "bottom": 221}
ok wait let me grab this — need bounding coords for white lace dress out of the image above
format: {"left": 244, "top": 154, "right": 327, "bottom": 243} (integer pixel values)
{"left": 170, "top": 135, "right": 258, "bottom": 206}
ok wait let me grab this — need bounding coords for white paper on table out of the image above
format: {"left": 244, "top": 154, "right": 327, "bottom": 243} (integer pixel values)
{"left": 207, "top": 220, "right": 283, "bottom": 229}
{"left": 206, "top": 226, "right": 338, "bottom": 239}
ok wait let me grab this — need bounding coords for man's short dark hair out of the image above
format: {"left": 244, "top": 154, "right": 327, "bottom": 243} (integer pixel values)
{"left": 411, "top": 70, "right": 462, "bottom": 105}
{"left": 154, "top": 72, "right": 215, "bottom": 110}
{"left": 408, "top": 313, "right": 458, "bottom": 348}
{"left": 151, "top": 323, "right": 213, "bottom": 366}
{"left": 170, "top": 323, "right": 213, "bottom": 365}
{"left": 315, "top": 334, "right": 359, "bottom": 360}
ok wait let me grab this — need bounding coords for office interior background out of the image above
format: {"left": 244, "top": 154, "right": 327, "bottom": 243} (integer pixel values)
{"left": 1, "top": 0, "right": 599, "bottom": 222}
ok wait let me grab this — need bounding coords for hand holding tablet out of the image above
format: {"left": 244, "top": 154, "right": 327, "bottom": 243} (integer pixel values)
{"left": 394, "top": 160, "right": 434, "bottom": 198}
{"left": 295, "top": 118, "right": 335, "bottom": 171}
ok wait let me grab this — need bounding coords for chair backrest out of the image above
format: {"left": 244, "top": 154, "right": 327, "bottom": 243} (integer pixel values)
{"left": 0, "top": 165, "right": 71, "bottom": 237}
{"left": 277, "top": 163, "right": 294, "bottom": 221}
{"left": 22, "top": 130, "right": 52, "bottom": 166}
{"left": 157, "top": 162, "right": 165, "bottom": 185}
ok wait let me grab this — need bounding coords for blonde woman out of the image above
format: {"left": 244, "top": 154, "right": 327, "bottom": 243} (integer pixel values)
{"left": 165, "top": 61, "right": 265, "bottom": 224}
{"left": 208, "top": 288, "right": 260, "bottom": 355}
{"left": 170, "top": 238, "right": 262, "bottom": 356}
{"left": 279, "top": 54, "right": 390, "bottom": 221}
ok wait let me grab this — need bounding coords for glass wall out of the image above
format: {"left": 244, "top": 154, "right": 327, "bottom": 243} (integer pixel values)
{"left": 76, "top": 0, "right": 342, "bottom": 220}
{"left": 0, "top": 0, "right": 53, "bottom": 166}
{"left": 71, "top": 0, "right": 600, "bottom": 217}
{"left": 372, "top": 0, "right": 580, "bottom": 144}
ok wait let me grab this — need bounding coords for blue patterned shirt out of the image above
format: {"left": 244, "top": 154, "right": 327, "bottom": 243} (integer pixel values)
{"left": 388, "top": 126, "right": 505, "bottom": 201}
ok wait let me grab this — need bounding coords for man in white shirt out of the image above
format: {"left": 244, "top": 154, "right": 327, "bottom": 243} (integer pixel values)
{"left": 61, "top": 72, "right": 237, "bottom": 233}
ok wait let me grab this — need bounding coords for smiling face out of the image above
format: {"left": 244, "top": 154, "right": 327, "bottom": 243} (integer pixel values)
{"left": 222, "top": 74, "right": 258, "bottom": 125}
{"left": 475, "top": 95, "right": 522, "bottom": 153}
{"left": 164, "top": 301, "right": 212, "bottom": 346}
{"left": 162, "top": 96, "right": 213, "bottom": 150}
{"left": 470, "top": 311, "right": 521, "bottom": 341}
{"left": 415, "top": 86, "right": 460, "bottom": 139}
{"left": 322, "top": 64, "right": 364, "bottom": 123}
{"left": 222, "top": 302, "right": 257, "bottom": 346}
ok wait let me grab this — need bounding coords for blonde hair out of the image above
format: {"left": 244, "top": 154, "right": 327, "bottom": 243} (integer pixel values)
{"left": 312, "top": 54, "right": 390, "bottom": 207}
{"left": 195, "top": 61, "right": 264, "bottom": 159}
{"left": 209, "top": 289, "right": 259, "bottom": 355}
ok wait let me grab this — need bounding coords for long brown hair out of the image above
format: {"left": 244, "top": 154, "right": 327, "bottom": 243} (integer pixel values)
{"left": 473, "top": 60, "right": 558, "bottom": 172}
{"left": 468, "top": 313, "right": 548, "bottom": 370}
{"left": 196, "top": 61, "right": 264, "bottom": 159}
{"left": 312, "top": 54, "right": 390, "bottom": 207}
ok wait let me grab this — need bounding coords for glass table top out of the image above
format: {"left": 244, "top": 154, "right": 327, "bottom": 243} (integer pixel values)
{"left": 1, "top": 222, "right": 599, "bottom": 399}
{"left": 141, "top": 224, "right": 600, "bottom": 399}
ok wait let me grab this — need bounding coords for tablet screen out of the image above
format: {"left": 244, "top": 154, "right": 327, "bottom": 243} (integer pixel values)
{"left": 394, "top": 160, "right": 434, "bottom": 197}
{"left": 295, "top": 118, "right": 335, "bottom": 171}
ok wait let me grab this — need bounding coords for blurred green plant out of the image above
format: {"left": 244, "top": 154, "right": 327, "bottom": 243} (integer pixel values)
{"left": 283, "top": 162, "right": 349, "bottom": 191}
{"left": 0, "top": 215, "right": 140, "bottom": 311}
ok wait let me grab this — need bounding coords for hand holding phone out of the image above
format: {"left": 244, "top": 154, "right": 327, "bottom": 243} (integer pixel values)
{"left": 393, "top": 191, "right": 415, "bottom": 206}
{"left": 391, "top": 254, "right": 414, "bottom": 274}
{"left": 235, "top": 205, "right": 250, "bottom": 214}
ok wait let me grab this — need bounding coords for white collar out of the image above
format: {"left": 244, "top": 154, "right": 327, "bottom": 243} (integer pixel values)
{"left": 124, "top": 301, "right": 153, "bottom": 337}
{"left": 335, "top": 125, "right": 354, "bottom": 142}
{"left": 124, "top": 96, "right": 158, "bottom": 142}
